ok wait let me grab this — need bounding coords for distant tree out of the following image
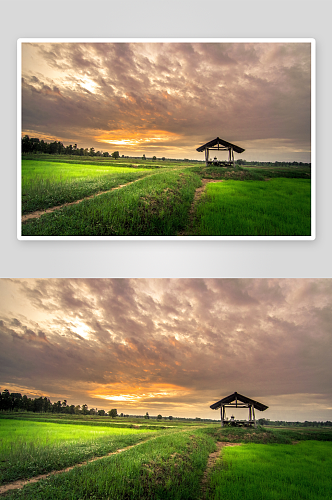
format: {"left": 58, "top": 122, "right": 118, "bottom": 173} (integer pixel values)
{"left": 162, "top": 157, "right": 165, "bottom": 161}
{"left": 142, "top": 154, "right": 146, "bottom": 160}
{"left": 152, "top": 156, "right": 157, "bottom": 160}
{"left": 157, "top": 414, "right": 162, "bottom": 420}
{"left": 98, "top": 409, "right": 106, "bottom": 416}
{"left": 144, "top": 412, "right": 150, "bottom": 419}
{"left": 103, "top": 152, "right": 110, "bottom": 157}
{"left": 74, "top": 405, "right": 81, "bottom": 414}
{"left": 120, "top": 412, "right": 124, "bottom": 417}
{"left": 82, "top": 404, "right": 88, "bottom": 415}
{"left": 68, "top": 405, "right": 76, "bottom": 414}
{"left": 109, "top": 408, "right": 117, "bottom": 418}
{"left": 89, "top": 147, "right": 95, "bottom": 156}
{"left": 168, "top": 416, "right": 173, "bottom": 420}
{"left": 111, "top": 151, "right": 120, "bottom": 159}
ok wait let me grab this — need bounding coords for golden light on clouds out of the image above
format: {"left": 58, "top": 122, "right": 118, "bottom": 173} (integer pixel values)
{"left": 92, "top": 383, "right": 191, "bottom": 405}
{"left": 96, "top": 130, "right": 179, "bottom": 149}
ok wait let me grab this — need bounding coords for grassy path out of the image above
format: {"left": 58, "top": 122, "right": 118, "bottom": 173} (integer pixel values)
{"left": 200, "top": 442, "right": 241, "bottom": 500}
{"left": 0, "top": 438, "right": 154, "bottom": 496}
{"left": 21, "top": 175, "right": 155, "bottom": 223}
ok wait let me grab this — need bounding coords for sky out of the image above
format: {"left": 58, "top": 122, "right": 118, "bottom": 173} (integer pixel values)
{"left": 0, "top": 278, "right": 331, "bottom": 421}
{"left": 21, "top": 41, "right": 312, "bottom": 162}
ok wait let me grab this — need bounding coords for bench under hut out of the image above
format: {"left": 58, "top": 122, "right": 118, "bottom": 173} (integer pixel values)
{"left": 210, "top": 391, "right": 268, "bottom": 427}
{"left": 196, "top": 137, "right": 245, "bottom": 167}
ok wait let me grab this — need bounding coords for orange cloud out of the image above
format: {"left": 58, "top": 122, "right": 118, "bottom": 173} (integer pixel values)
{"left": 95, "top": 129, "right": 179, "bottom": 149}
{"left": 90, "top": 382, "right": 191, "bottom": 405}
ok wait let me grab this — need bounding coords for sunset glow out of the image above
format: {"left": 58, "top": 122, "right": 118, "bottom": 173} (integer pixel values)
{"left": 0, "top": 279, "right": 331, "bottom": 420}
{"left": 21, "top": 41, "right": 312, "bottom": 161}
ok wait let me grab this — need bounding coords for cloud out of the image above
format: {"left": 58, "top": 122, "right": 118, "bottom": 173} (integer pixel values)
{"left": 21, "top": 42, "right": 312, "bottom": 161}
{"left": 0, "top": 279, "right": 331, "bottom": 420}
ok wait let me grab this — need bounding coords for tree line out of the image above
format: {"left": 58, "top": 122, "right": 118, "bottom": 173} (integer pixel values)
{"left": 236, "top": 159, "right": 311, "bottom": 167}
{"left": 257, "top": 418, "right": 332, "bottom": 427}
{"left": 21, "top": 135, "right": 120, "bottom": 159}
{"left": 0, "top": 389, "right": 117, "bottom": 417}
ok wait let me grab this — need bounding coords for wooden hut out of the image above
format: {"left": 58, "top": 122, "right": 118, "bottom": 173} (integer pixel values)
{"left": 210, "top": 392, "right": 268, "bottom": 428}
{"left": 196, "top": 137, "right": 245, "bottom": 167}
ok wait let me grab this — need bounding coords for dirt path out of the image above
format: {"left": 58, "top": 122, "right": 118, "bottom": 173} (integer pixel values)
{"left": 178, "top": 179, "right": 224, "bottom": 235}
{"left": 0, "top": 439, "right": 151, "bottom": 495}
{"left": 200, "top": 442, "right": 241, "bottom": 499}
{"left": 22, "top": 174, "right": 154, "bottom": 224}
{"left": 0, "top": 426, "right": 205, "bottom": 496}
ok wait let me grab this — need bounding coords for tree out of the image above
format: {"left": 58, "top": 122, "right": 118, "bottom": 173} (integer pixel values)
{"left": 162, "top": 157, "right": 165, "bottom": 161}
{"left": 89, "top": 147, "right": 95, "bottom": 156}
{"left": 82, "top": 404, "right": 88, "bottom": 415}
{"left": 111, "top": 151, "right": 120, "bottom": 159}
{"left": 108, "top": 408, "right": 117, "bottom": 418}
{"left": 144, "top": 412, "right": 150, "bottom": 419}
{"left": 142, "top": 154, "right": 146, "bottom": 160}
{"left": 168, "top": 416, "right": 173, "bottom": 420}
{"left": 98, "top": 409, "right": 106, "bottom": 416}
{"left": 157, "top": 414, "right": 162, "bottom": 420}
{"left": 152, "top": 156, "right": 156, "bottom": 160}
{"left": 103, "top": 152, "right": 110, "bottom": 157}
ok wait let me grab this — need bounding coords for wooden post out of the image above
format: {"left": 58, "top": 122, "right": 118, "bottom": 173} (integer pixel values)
{"left": 249, "top": 405, "right": 252, "bottom": 422}
{"left": 221, "top": 405, "right": 224, "bottom": 426}
{"left": 232, "top": 148, "right": 234, "bottom": 167}
{"left": 253, "top": 406, "right": 256, "bottom": 428}
{"left": 205, "top": 148, "right": 209, "bottom": 166}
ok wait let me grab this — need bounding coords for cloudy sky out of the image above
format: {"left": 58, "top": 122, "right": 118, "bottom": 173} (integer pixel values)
{"left": 21, "top": 41, "right": 312, "bottom": 162}
{"left": 0, "top": 278, "right": 330, "bottom": 421}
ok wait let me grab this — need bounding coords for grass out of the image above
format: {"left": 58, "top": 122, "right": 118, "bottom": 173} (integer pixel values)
{"left": 1, "top": 421, "right": 331, "bottom": 499}
{"left": 192, "top": 165, "right": 311, "bottom": 181}
{"left": 201, "top": 425, "right": 332, "bottom": 444}
{"left": 21, "top": 158, "right": 312, "bottom": 237}
{"left": 189, "top": 178, "right": 311, "bottom": 236}
{"left": 22, "top": 160, "right": 152, "bottom": 214}
{"left": 22, "top": 169, "right": 201, "bottom": 236}
{"left": 2, "top": 428, "right": 215, "bottom": 500}
{"left": 205, "top": 441, "right": 332, "bottom": 500}
{"left": 0, "top": 420, "right": 155, "bottom": 484}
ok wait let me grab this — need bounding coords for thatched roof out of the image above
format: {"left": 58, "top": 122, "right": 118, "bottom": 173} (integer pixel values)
{"left": 196, "top": 137, "right": 245, "bottom": 154}
{"left": 210, "top": 392, "right": 268, "bottom": 412}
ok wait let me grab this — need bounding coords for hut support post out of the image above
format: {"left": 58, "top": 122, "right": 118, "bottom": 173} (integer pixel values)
{"left": 221, "top": 405, "right": 225, "bottom": 426}
{"left": 232, "top": 148, "right": 234, "bottom": 167}
{"left": 249, "top": 405, "right": 252, "bottom": 422}
{"left": 205, "top": 148, "right": 209, "bottom": 166}
{"left": 253, "top": 406, "right": 256, "bottom": 428}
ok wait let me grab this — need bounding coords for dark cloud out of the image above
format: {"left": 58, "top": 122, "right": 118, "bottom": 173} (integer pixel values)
{"left": 21, "top": 42, "right": 312, "bottom": 161}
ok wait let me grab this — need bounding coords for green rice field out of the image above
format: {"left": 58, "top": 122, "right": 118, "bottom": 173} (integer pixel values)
{"left": 190, "top": 178, "right": 311, "bottom": 236}
{"left": 206, "top": 441, "right": 332, "bottom": 500}
{"left": 20, "top": 157, "right": 312, "bottom": 237}
{"left": 1, "top": 416, "right": 331, "bottom": 499}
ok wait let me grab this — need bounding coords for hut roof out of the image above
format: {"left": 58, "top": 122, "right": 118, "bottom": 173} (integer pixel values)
{"left": 196, "top": 137, "right": 245, "bottom": 154}
{"left": 210, "top": 392, "right": 268, "bottom": 412}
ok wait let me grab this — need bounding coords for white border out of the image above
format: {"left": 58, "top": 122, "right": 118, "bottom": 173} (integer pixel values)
{"left": 17, "top": 38, "right": 316, "bottom": 241}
